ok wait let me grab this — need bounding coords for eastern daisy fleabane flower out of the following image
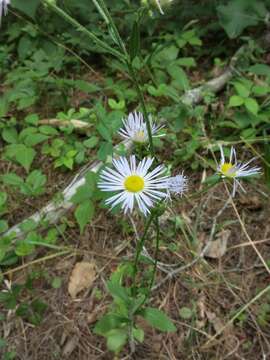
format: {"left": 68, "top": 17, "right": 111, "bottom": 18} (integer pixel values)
{"left": 217, "top": 145, "right": 260, "bottom": 196}
{"left": 118, "top": 111, "right": 164, "bottom": 144}
{"left": 167, "top": 173, "right": 188, "bottom": 198}
{"left": 0, "top": 0, "right": 10, "bottom": 24}
{"left": 98, "top": 155, "right": 169, "bottom": 215}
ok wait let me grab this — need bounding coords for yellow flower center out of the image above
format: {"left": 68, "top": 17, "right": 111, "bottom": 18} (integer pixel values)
{"left": 133, "top": 130, "right": 146, "bottom": 143}
{"left": 124, "top": 175, "right": 145, "bottom": 192}
{"left": 220, "top": 163, "right": 236, "bottom": 178}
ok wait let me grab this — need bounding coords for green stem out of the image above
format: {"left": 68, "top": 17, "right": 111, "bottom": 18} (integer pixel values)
{"left": 131, "top": 213, "right": 155, "bottom": 295}
{"left": 91, "top": 0, "right": 154, "bottom": 156}
{"left": 147, "top": 216, "right": 160, "bottom": 294}
{"left": 43, "top": 0, "right": 125, "bottom": 61}
{"left": 92, "top": 0, "right": 127, "bottom": 55}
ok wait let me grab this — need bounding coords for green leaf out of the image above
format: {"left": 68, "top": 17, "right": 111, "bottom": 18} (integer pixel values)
{"left": 132, "top": 327, "right": 144, "bottom": 342}
{"left": 94, "top": 314, "right": 128, "bottom": 335}
{"left": 12, "top": 0, "right": 40, "bottom": 19}
{"left": 179, "top": 307, "right": 193, "bottom": 319}
{"left": 75, "top": 200, "right": 95, "bottom": 234}
{"left": 24, "top": 133, "right": 48, "bottom": 147}
{"left": 140, "top": 307, "right": 176, "bottom": 332}
{"left": 71, "top": 184, "right": 92, "bottom": 204}
{"left": 106, "top": 329, "right": 127, "bottom": 353}
{"left": 2, "top": 128, "right": 18, "bottom": 144}
{"left": 244, "top": 97, "right": 259, "bottom": 115}
{"left": 15, "top": 240, "right": 35, "bottom": 256}
{"left": 24, "top": 170, "right": 46, "bottom": 196}
{"left": 107, "top": 280, "right": 130, "bottom": 304}
{"left": 83, "top": 136, "right": 99, "bottom": 148}
{"left": 0, "top": 220, "right": 8, "bottom": 233}
{"left": 252, "top": 85, "right": 269, "bottom": 96}
{"left": 1, "top": 173, "right": 24, "bottom": 187}
{"left": 228, "top": 95, "right": 244, "bottom": 107}
{"left": 217, "top": 0, "right": 261, "bottom": 38}
{"left": 97, "top": 142, "right": 113, "bottom": 161}
{"left": 168, "top": 65, "right": 189, "bottom": 90}
{"left": 6, "top": 144, "right": 36, "bottom": 172}
{"left": 96, "top": 123, "right": 111, "bottom": 141}
{"left": 0, "top": 192, "right": 7, "bottom": 207}
{"left": 249, "top": 64, "right": 270, "bottom": 77}
{"left": 108, "top": 99, "right": 125, "bottom": 110}
{"left": 16, "top": 146, "right": 36, "bottom": 172}
{"left": 233, "top": 82, "right": 250, "bottom": 98}
{"left": 176, "top": 57, "right": 196, "bottom": 68}
{"left": 73, "top": 80, "right": 100, "bottom": 94}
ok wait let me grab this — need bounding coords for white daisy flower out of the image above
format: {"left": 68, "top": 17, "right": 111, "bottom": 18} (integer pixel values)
{"left": 0, "top": 0, "right": 10, "bottom": 24}
{"left": 167, "top": 173, "right": 188, "bottom": 198}
{"left": 217, "top": 145, "right": 260, "bottom": 196}
{"left": 98, "top": 155, "right": 169, "bottom": 215}
{"left": 118, "top": 111, "right": 164, "bottom": 144}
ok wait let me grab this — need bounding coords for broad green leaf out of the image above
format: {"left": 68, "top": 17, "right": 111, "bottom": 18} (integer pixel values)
{"left": 249, "top": 64, "right": 270, "bottom": 77}
{"left": 2, "top": 128, "right": 18, "bottom": 144}
{"left": 1, "top": 173, "right": 23, "bottom": 187}
{"left": 96, "top": 123, "right": 111, "bottom": 141}
{"left": 12, "top": 0, "right": 40, "bottom": 19}
{"left": 108, "top": 99, "right": 125, "bottom": 110}
{"left": 168, "top": 65, "right": 189, "bottom": 90}
{"left": 75, "top": 200, "right": 95, "bottom": 234}
{"left": 0, "top": 192, "right": 7, "bottom": 207}
{"left": 217, "top": 0, "right": 261, "bottom": 38}
{"left": 94, "top": 314, "right": 128, "bottom": 335}
{"left": 15, "top": 240, "right": 35, "bottom": 256}
{"left": 97, "top": 142, "right": 113, "bottom": 161}
{"left": 0, "top": 220, "right": 8, "bottom": 233}
{"left": 228, "top": 95, "right": 244, "bottom": 107}
{"left": 107, "top": 280, "right": 130, "bottom": 304}
{"left": 16, "top": 146, "right": 36, "bottom": 172}
{"left": 140, "top": 307, "right": 176, "bottom": 332}
{"left": 176, "top": 57, "right": 196, "bottom": 68}
{"left": 244, "top": 97, "right": 259, "bottom": 115}
{"left": 132, "top": 327, "right": 144, "bottom": 343}
{"left": 71, "top": 184, "right": 92, "bottom": 204}
{"left": 24, "top": 133, "right": 48, "bottom": 147}
{"left": 252, "top": 85, "right": 269, "bottom": 96}
{"left": 73, "top": 80, "right": 100, "bottom": 93}
{"left": 39, "top": 125, "right": 58, "bottom": 135}
{"left": 83, "top": 136, "right": 99, "bottom": 148}
{"left": 233, "top": 82, "right": 250, "bottom": 98}
{"left": 106, "top": 329, "right": 127, "bottom": 353}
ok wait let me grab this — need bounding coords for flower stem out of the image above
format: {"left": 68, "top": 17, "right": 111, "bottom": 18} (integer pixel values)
{"left": 131, "top": 213, "right": 155, "bottom": 295}
{"left": 148, "top": 216, "right": 160, "bottom": 292}
{"left": 43, "top": 0, "right": 125, "bottom": 61}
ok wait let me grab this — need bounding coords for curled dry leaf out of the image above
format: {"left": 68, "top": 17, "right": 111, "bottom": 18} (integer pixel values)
{"left": 68, "top": 261, "right": 96, "bottom": 299}
{"left": 204, "top": 229, "right": 231, "bottom": 259}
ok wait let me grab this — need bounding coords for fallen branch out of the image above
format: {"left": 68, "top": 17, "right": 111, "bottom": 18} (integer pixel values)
{"left": 181, "top": 45, "right": 245, "bottom": 106}
{"left": 3, "top": 45, "right": 246, "bottom": 241}
{"left": 5, "top": 140, "right": 132, "bottom": 240}
{"left": 39, "top": 119, "right": 93, "bottom": 132}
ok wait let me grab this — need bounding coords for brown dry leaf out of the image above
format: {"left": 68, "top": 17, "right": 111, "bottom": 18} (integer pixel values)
{"left": 204, "top": 229, "right": 231, "bottom": 259}
{"left": 62, "top": 335, "right": 79, "bottom": 357}
{"left": 206, "top": 311, "right": 224, "bottom": 333}
{"left": 239, "top": 195, "right": 262, "bottom": 210}
{"left": 68, "top": 262, "right": 96, "bottom": 299}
